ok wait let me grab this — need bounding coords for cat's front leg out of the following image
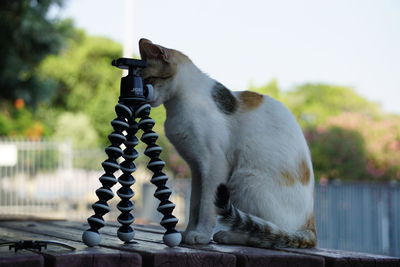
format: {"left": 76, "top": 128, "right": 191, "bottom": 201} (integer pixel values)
{"left": 183, "top": 167, "right": 201, "bottom": 234}
{"left": 183, "top": 155, "right": 228, "bottom": 245}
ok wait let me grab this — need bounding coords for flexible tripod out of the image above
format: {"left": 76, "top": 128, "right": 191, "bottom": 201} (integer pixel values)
{"left": 82, "top": 58, "right": 181, "bottom": 247}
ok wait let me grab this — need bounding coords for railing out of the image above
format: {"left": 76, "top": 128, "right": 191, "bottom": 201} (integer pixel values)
{"left": 315, "top": 182, "right": 400, "bottom": 257}
{"left": 0, "top": 139, "right": 72, "bottom": 218}
{"left": 0, "top": 138, "right": 183, "bottom": 222}
{"left": 0, "top": 139, "right": 399, "bottom": 256}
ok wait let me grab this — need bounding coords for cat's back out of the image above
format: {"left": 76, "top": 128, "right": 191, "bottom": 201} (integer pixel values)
{"left": 229, "top": 91, "right": 311, "bottom": 176}
{"left": 232, "top": 91, "right": 303, "bottom": 140}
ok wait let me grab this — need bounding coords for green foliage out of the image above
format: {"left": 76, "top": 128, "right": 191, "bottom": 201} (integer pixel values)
{"left": 306, "top": 126, "right": 369, "bottom": 180}
{"left": 322, "top": 113, "right": 400, "bottom": 180}
{"left": 0, "top": 0, "right": 73, "bottom": 106}
{"left": 38, "top": 31, "right": 123, "bottom": 146}
{"left": 53, "top": 112, "right": 99, "bottom": 149}
{"left": 250, "top": 81, "right": 382, "bottom": 127}
{"left": 285, "top": 83, "right": 381, "bottom": 127}
{"left": 0, "top": 102, "right": 45, "bottom": 139}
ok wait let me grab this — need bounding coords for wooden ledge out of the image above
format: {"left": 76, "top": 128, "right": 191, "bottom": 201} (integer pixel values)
{"left": 0, "top": 220, "right": 398, "bottom": 267}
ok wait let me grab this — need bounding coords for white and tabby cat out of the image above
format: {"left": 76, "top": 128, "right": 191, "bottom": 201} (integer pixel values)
{"left": 139, "top": 39, "right": 316, "bottom": 248}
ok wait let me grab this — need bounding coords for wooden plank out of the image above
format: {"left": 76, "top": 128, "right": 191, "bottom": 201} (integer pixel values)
{"left": 0, "top": 221, "right": 236, "bottom": 267}
{"left": 0, "top": 251, "right": 43, "bottom": 267}
{"left": 0, "top": 226, "right": 142, "bottom": 267}
{"left": 114, "top": 223, "right": 324, "bottom": 267}
{"left": 47, "top": 221, "right": 166, "bottom": 244}
{"left": 85, "top": 222, "right": 400, "bottom": 267}
{"left": 117, "top": 222, "right": 400, "bottom": 267}
{"left": 101, "top": 222, "right": 325, "bottom": 267}
{"left": 134, "top": 228, "right": 323, "bottom": 267}
{"left": 64, "top": 221, "right": 236, "bottom": 267}
{"left": 182, "top": 243, "right": 324, "bottom": 267}
{"left": 50, "top": 221, "right": 400, "bottom": 267}
{"left": 0, "top": 215, "right": 63, "bottom": 222}
{"left": 0, "top": 238, "right": 44, "bottom": 267}
{"left": 279, "top": 247, "right": 400, "bottom": 267}
{"left": 49, "top": 221, "right": 324, "bottom": 267}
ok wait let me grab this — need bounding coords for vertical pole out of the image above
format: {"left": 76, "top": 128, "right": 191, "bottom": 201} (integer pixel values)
{"left": 123, "top": 0, "right": 135, "bottom": 76}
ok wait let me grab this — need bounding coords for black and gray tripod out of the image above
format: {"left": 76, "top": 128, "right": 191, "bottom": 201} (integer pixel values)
{"left": 82, "top": 58, "right": 181, "bottom": 247}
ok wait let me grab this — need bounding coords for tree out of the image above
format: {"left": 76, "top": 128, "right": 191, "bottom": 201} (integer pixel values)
{"left": 37, "top": 31, "right": 122, "bottom": 144}
{"left": 323, "top": 113, "right": 400, "bottom": 181}
{"left": 53, "top": 112, "right": 99, "bottom": 149}
{"left": 0, "top": 0, "right": 73, "bottom": 106}
{"left": 306, "top": 126, "right": 369, "bottom": 180}
{"left": 249, "top": 81, "right": 381, "bottom": 128}
{"left": 285, "top": 83, "right": 381, "bottom": 127}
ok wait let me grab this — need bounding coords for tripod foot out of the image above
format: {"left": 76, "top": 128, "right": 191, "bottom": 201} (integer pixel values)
{"left": 82, "top": 230, "right": 101, "bottom": 247}
{"left": 163, "top": 232, "right": 182, "bottom": 247}
{"left": 117, "top": 229, "right": 135, "bottom": 242}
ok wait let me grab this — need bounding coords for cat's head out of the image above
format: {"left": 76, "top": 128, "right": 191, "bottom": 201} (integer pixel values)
{"left": 139, "top": 38, "right": 191, "bottom": 107}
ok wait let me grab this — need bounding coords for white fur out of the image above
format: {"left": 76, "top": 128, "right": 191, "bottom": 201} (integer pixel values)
{"left": 151, "top": 59, "right": 314, "bottom": 245}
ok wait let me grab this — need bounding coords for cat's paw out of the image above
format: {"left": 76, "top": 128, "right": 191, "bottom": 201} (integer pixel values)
{"left": 213, "top": 230, "right": 230, "bottom": 244}
{"left": 182, "top": 230, "right": 211, "bottom": 245}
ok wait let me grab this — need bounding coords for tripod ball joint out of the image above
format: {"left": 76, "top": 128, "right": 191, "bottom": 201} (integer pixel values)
{"left": 117, "top": 228, "right": 135, "bottom": 242}
{"left": 82, "top": 230, "right": 101, "bottom": 247}
{"left": 163, "top": 231, "right": 182, "bottom": 247}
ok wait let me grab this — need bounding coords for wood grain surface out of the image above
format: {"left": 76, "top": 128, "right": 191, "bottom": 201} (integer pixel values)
{"left": 0, "top": 220, "right": 398, "bottom": 267}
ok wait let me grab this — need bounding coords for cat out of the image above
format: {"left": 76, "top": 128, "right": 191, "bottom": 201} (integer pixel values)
{"left": 139, "top": 38, "right": 317, "bottom": 248}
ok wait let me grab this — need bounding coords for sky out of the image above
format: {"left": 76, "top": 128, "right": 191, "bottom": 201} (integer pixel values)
{"left": 58, "top": 0, "right": 400, "bottom": 114}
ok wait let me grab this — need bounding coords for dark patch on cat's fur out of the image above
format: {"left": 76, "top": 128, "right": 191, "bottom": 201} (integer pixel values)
{"left": 214, "top": 184, "right": 231, "bottom": 216}
{"left": 211, "top": 82, "right": 237, "bottom": 114}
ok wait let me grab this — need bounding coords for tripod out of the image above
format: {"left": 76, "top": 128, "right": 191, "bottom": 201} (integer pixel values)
{"left": 82, "top": 58, "right": 181, "bottom": 248}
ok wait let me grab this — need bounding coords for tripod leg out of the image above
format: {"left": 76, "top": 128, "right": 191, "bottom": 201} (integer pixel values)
{"left": 116, "top": 117, "right": 139, "bottom": 242}
{"left": 136, "top": 104, "right": 182, "bottom": 247}
{"left": 82, "top": 103, "right": 132, "bottom": 247}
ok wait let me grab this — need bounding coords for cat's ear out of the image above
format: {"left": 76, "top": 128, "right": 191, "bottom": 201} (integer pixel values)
{"left": 139, "top": 38, "right": 169, "bottom": 62}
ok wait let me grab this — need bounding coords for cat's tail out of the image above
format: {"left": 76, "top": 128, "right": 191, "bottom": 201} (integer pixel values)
{"left": 214, "top": 184, "right": 317, "bottom": 248}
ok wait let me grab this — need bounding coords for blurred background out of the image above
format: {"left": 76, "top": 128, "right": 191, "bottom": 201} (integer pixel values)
{"left": 0, "top": 0, "right": 399, "bottom": 256}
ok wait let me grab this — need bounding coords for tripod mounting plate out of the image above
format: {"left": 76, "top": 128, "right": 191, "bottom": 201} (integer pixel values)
{"left": 112, "top": 58, "right": 147, "bottom": 70}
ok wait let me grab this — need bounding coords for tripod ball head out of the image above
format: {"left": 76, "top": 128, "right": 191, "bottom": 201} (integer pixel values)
{"left": 112, "top": 58, "right": 153, "bottom": 103}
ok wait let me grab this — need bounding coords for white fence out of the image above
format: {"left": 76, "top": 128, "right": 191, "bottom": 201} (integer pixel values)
{"left": 0, "top": 138, "right": 185, "bottom": 222}
{"left": 0, "top": 139, "right": 98, "bottom": 219}
{"left": 315, "top": 182, "right": 400, "bottom": 257}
